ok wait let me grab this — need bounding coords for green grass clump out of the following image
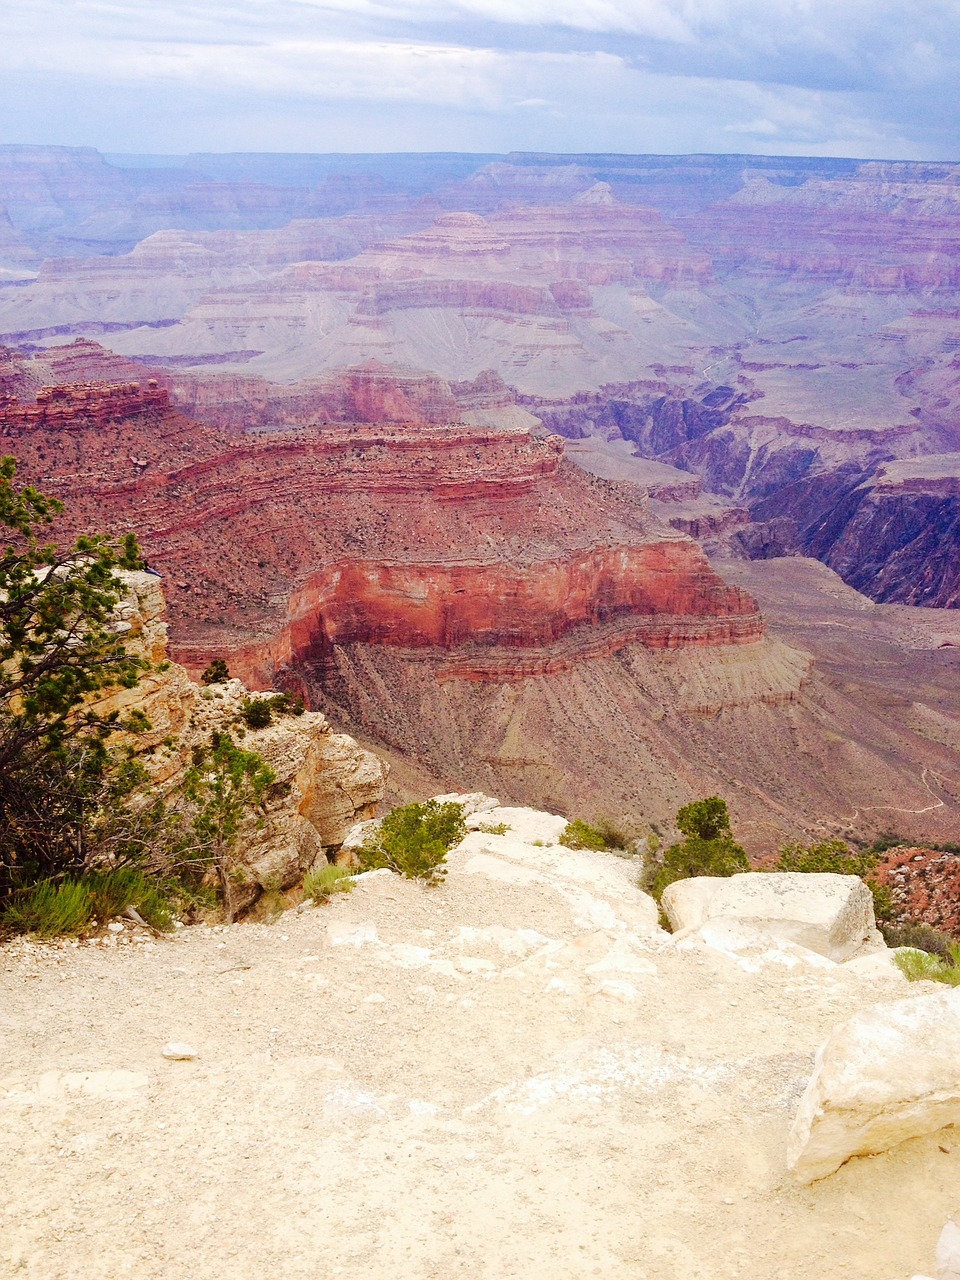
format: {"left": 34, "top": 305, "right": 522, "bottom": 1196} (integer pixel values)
{"left": 477, "top": 821, "right": 509, "bottom": 835}
{"left": 0, "top": 868, "right": 175, "bottom": 937}
{"left": 304, "top": 862, "right": 354, "bottom": 902}
{"left": 1, "top": 879, "right": 94, "bottom": 936}
{"left": 85, "top": 868, "right": 175, "bottom": 932}
{"left": 894, "top": 943, "right": 960, "bottom": 986}
{"left": 357, "top": 800, "right": 466, "bottom": 884}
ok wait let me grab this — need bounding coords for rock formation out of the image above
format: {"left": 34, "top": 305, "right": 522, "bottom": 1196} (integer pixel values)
{"left": 4, "top": 350, "right": 960, "bottom": 845}
{"left": 4, "top": 147, "right": 960, "bottom": 605}
{"left": 7, "top": 788, "right": 960, "bottom": 1280}
{"left": 874, "top": 847, "right": 960, "bottom": 936}
{"left": 788, "top": 987, "right": 960, "bottom": 1183}
{"left": 93, "top": 571, "right": 386, "bottom": 914}
{"left": 661, "top": 872, "right": 879, "bottom": 962}
{"left": 0, "top": 379, "right": 168, "bottom": 431}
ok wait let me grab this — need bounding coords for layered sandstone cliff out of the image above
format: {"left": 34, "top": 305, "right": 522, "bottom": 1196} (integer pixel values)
{"left": 4, "top": 364, "right": 959, "bottom": 844}
{"left": 92, "top": 571, "right": 386, "bottom": 914}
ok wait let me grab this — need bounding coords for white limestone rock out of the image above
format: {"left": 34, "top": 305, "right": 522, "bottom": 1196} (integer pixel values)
{"left": 676, "top": 918, "right": 837, "bottom": 971}
{"left": 787, "top": 987, "right": 960, "bottom": 1183}
{"left": 937, "top": 1218, "right": 960, "bottom": 1280}
{"left": 661, "top": 876, "right": 725, "bottom": 934}
{"left": 432, "top": 792, "right": 501, "bottom": 819}
{"left": 162, "top": 1042, "right": 198, "bottom": 1061}
{"left": 663, "top": 872, "right": 876, "bottom": 962}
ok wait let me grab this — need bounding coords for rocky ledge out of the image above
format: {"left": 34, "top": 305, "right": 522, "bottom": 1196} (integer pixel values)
{"left": 93, "top": 571, "right": 386, "bottom": 915}
{"left": 2, "top": 794, "right": 958, "bottom": 1280}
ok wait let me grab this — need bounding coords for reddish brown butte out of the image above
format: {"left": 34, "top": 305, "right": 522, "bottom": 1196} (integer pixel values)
{"left": 0, "top": 379, "right": 168, "bottom": 432}
{"left": 167, "top": 360, "right": 461, "bottom": 432}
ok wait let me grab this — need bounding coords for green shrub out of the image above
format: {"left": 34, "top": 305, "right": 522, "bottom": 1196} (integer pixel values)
{"left": 1, "top": 879, "right": 94, "bottom": 936}
{"left": 559, "top": 819, "right": 609, "bottom": 851}
{"left": 270, "top": 692, "right": 305, "bottom": 716}
{"left": 240, "top": 698, "right": 273, "bottom": 729}
{"left": 676, "top": 797, "right": 732, "bottom": 842}
{"left": 594, "top": 818, "right": 631, "bottom": 851}
{"left": 650, "top": 835, "right": 750, "bottom": 902}
{"left": 200, "top": 659, "right": 230, "bottom": 685}
{"left": 559, "top": 817, "right": 630, "bottom": 851}
{"left": 477, "top": 821, "right": 509, "bottom": 835}
{"left": 84, "top": 868, "right": 174, "bottom": 931}
{"left": 304, "top": 862, "right": 354, "bottom": 902}
{"left": 881, "top": 921, "right": 958, "bottom": 959}
{"left": 357, "top": 800, "right": 466, "bottom": 884}
{"left": 894, "top": 944, "right": 960, "bottom": 986}
{"left": 0, "top": 868, "right": 177, "bottom": 937}
{"left": 645, "top": 797, "right": 749, "bottom": 902}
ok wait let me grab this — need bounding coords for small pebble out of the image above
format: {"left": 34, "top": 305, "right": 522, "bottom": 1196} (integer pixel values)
{"left": 107, "top": 922, "right": 124, "bottom": 934}
{"left": 162, "top": 1042, "right": 198, "bottom": 1061}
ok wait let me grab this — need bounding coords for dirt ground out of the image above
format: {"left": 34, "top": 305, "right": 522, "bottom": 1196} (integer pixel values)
{"left": 1, "top": 816, "right": 955, "bottom": 1280}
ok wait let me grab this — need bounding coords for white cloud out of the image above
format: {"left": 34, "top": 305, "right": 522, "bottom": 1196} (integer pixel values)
{"left": 0, "top": 0, "right": 957, "bottom": 155}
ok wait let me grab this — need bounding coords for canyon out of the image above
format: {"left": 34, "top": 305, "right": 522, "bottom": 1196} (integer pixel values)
{"left": 1, "top": 149, "right": 959, "bottom": 847}
{"left": 1, "top": 349, "right": 959, "bottom": 851}
{"left": 1, "top": 148, "right": 958, "bottom": 609}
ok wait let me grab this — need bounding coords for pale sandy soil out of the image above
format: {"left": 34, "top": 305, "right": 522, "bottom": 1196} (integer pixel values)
{"left": 1, "top": 817, "right": 955, "bottom": 1280}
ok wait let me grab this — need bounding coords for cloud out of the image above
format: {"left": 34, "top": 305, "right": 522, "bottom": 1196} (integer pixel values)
{"left": 0, "top": 0, "right": 957, "bottom": 156}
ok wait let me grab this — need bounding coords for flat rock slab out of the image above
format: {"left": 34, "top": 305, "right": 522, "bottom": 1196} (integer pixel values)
{"left": 663, "top": 872, "right": 875, "bottom": 962}
{"left": 788, "top": 987, "right": 960, "bottom": 1183}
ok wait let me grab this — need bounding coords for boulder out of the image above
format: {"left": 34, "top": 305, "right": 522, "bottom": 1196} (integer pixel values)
{"left": 661, "top": 876, "right": 725, "bottom": 933}
{"left": 433, "top": 792, "right": 501, "bottom": 819}
{"left": 662, "top": 872, "right": 876, "bottom": 961}
{"left": 787, "top": 987, "right": 960, "bottom": 1183}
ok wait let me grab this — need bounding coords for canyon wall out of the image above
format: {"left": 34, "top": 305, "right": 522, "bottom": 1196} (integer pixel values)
{"left": 3, "top": 358, "right": 959, "bottom": 846}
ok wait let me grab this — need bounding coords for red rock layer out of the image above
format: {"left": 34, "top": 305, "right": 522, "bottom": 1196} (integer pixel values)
{"left": 167, "top": 360, "right": 461, "bottom": 432}
{"left": 0, "top": 379, "right": 168, "bottom": 431}
{"left": 183, "top": 542, "right": 762, "bottom": 690}
{"left": 0, "top": 366, "right": 763, "bottom": 695}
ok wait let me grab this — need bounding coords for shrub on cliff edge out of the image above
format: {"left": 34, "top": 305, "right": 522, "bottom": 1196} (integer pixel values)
{"left": 769, "top": 838, "right": 893, "bottom": 921}
{"left": 357, "top": 800, "right": 465, "bottom": 884}
{"left": 0, "top": 456, "right": 149, "bottom": 902}
{"left": 646, "top": 796, "right": 749, "bottom": 902}
{"left": 559, "top": 818, "right": 630, "bottom": 851}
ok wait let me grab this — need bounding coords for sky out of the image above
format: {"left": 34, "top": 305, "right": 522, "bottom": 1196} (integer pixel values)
{"left": 1, "top": 0, "right": 958, "bottom": 159}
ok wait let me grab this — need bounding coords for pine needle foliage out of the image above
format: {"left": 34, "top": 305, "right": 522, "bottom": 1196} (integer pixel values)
{"left": 0, "top": 457, "right": 148, "bottom": 898}
{"left": 183, "top": 732, "right": 276, "bottom": 922}
{"left": 357, "top": 800, "right": 465, "bottom": 884}
{"left": 648, "top": 797, "right": 749, "bottom": 901}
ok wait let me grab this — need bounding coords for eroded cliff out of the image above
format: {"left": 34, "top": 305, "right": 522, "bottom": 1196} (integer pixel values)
{"left": 92, "top": 571, "right": 386, "bottom": 914}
